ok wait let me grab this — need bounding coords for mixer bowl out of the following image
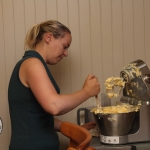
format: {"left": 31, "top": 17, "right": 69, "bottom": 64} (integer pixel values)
{"left": 93, "top": 111, "right": 136, "bottom": 136}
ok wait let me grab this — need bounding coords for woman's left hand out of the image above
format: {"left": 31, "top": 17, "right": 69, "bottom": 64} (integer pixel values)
{"left": 80, "top": 122, "right": 96, "bottom": 130}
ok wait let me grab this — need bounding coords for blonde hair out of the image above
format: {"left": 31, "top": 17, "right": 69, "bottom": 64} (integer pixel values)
{"left": 24, "top": 20, "right": 71, "bottom": 50}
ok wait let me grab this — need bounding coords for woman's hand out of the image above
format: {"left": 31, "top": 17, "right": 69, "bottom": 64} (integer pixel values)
{"left": 80, "top": 121, "right": 96, "bottom": 130}
{"left": 82, "top": 74, "right": 100, "bottom": 97}
{"left": 54, "top": 118, "right": 63, "bottom": 132}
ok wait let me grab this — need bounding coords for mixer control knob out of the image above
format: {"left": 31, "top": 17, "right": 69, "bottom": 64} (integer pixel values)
{"left": 144, "top": 74, "right": 150, "bottom": 83}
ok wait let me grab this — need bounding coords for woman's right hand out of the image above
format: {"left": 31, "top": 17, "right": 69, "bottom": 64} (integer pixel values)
{"left": 82, "top": 74, "right": 100, "bottom": 97}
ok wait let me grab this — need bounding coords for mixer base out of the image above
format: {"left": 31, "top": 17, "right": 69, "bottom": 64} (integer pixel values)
{"left": 94, "top": 145, "right": 136, "bottom": 150}
{"left": 90, "top": 137, "right": 137, "bottom": 150}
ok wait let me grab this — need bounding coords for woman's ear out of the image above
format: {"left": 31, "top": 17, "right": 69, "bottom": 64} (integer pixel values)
{"left": 44, "top": 33, "right": 53, "bottom": 44}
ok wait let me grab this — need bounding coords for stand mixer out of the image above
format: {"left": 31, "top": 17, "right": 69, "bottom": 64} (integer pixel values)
{"left": 93, "top": 60, "right": 150, "bottom": 149}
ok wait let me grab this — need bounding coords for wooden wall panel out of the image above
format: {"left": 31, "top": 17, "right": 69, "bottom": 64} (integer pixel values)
{"left": 46, "top": 0, "right": 58, "bottom": 20}
{"left": 13, "top": 0, "right": 25, "bottom": 61}
{"left": 2, "top": 0, "right": 16, "bottom": 84}
{"left": 0, "top": 0, "right": 20, "bottom": 149}
{"left": 46, "top": 0, "right": 60, "bottom": 91}
{"left": 67, "top": 3, "right": 86, "bottom": 146}
{"left": 35, "top": 0, "right": 46, "bottom": 23}
{"left": 133, "top": 0, "right": 145, "bottom": 60}
{"left": 101, "top": 0, "right": 113, "bottom": 87}
{"left": 68, "top": 0, "right": 81, "bottom": 122}
{"left": 0, "top": 0, "right": 9, "bottom": 149}
{"left": 1, "top": 0, "right": 150, "bottom": 149}
{"left": 144, "top": 0, "right": 150, "bottom": 67}
{"left": 122, "top": 0, "right": 135, "bottom": 65}
{"left": 111, "top": 0, "right": 124, "bottom": 76}
{"left": 111, "top": 0, "right": 124, "bottom": 104}
{"left": 24, "top": 0, "right": 36, "bottom": 32}
{"left": 90, "top": 0, "right": 102, "bottom": 107}
{"left": 79, "top": 0, "right": 93, "bottom": 107}
{"left": 57, "top": 1, "right": 71, "bottom": 149}
{"left": 57, "top": 0, "right": 71, "bottom": 95}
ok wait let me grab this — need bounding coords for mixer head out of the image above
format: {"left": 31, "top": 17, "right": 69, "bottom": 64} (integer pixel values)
{"left": 120, "top": 60, "right": 150, "bottom": 103}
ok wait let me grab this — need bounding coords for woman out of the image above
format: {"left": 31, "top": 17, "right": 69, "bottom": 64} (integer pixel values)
{"left": 8, "top": 20, "right": 100, "bottom": 150}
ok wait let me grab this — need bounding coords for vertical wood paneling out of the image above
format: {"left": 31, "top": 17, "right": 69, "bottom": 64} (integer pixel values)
{"left": 24, "top": 0, "right": 36, "bottom": 33}
{"left": 57, "top": 0, "right": 68, "bottom": 25}
{"left": 144, "top": 0, "right": 150, "bottom": 67}
{"left": 46, "top": 0, "right": 58, "bottom": 20}
{"left": 90, "top": 0, "right": 102, "bottom": 106}
{"left": 57, "top": 1, "right": 71, "bottom": 149}
{"left": 111, "top": 0, "right": 124, "bottom": 104}
{"left": 67, "top": 3, "right": 86, "bottom": 148}
{"left": 112, "top": 0, "right": 124, "bottom": 76}
{"left": 3, "top": 2, "right": 16, "bottom": 136}
{"left": 2, "top": 0, "right": 16, "bottom": 84}
{"left": 35, "top": 0, "right": 46, "bottom": 23}
{"left": 1, "top": 0, "right": 150, "bottom": 149}
{"left": 13, "top": 0, "right": 25, "bottom": 61}
{"left": 133, "top": 0, "right": 145, "bottom": 60}
{"left": 0, "top": 0, "right": 9, "bottom": 149}
{"left": 1, "top": 0, "right": 17, "bottom": 149}
{"left": 68, "top": 0, "right": 81, "bottom": 121}
{"left": 122, "top": 0, "right": 135, "bottom": 65}
{"left": 46, "top": 0, "right": 60, "bottom": 91}
{"left": 101, "top": 0, "right": 113, "bottom": 87}
{"left": 57, "top": 1, "right": 71, "bottom": 125}
{"left": 57, "top": 0, "right": 71, "bottom": 95}
{"left": 79, "top": 0, "right": 93, "bottom": 107}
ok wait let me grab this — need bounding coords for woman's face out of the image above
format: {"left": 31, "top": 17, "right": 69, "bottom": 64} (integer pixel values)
{"left": 47, "top": 33, "right": 72, "bottom": 65}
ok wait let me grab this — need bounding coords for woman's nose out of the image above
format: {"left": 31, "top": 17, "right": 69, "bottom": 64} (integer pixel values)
{"left": 64, "top": 50, "right": 68, "bottom": 57}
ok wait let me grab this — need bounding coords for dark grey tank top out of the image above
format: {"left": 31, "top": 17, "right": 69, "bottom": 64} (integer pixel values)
{"left": 8, "top": 50, "right": 60, "bottom": 150}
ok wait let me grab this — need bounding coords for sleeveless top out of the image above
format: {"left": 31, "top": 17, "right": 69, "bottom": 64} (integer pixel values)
{"left": 8, "top": 50, "right": 60, "bottom": 150}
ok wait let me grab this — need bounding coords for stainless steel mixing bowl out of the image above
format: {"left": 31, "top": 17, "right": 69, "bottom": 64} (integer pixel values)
{"left": 93, "top": 111, "right": 137, "bottom": 136}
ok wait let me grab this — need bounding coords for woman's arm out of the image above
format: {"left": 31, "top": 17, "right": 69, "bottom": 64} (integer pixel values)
{"left": 19, "top": 58, "right": 100, "bottom": 115}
